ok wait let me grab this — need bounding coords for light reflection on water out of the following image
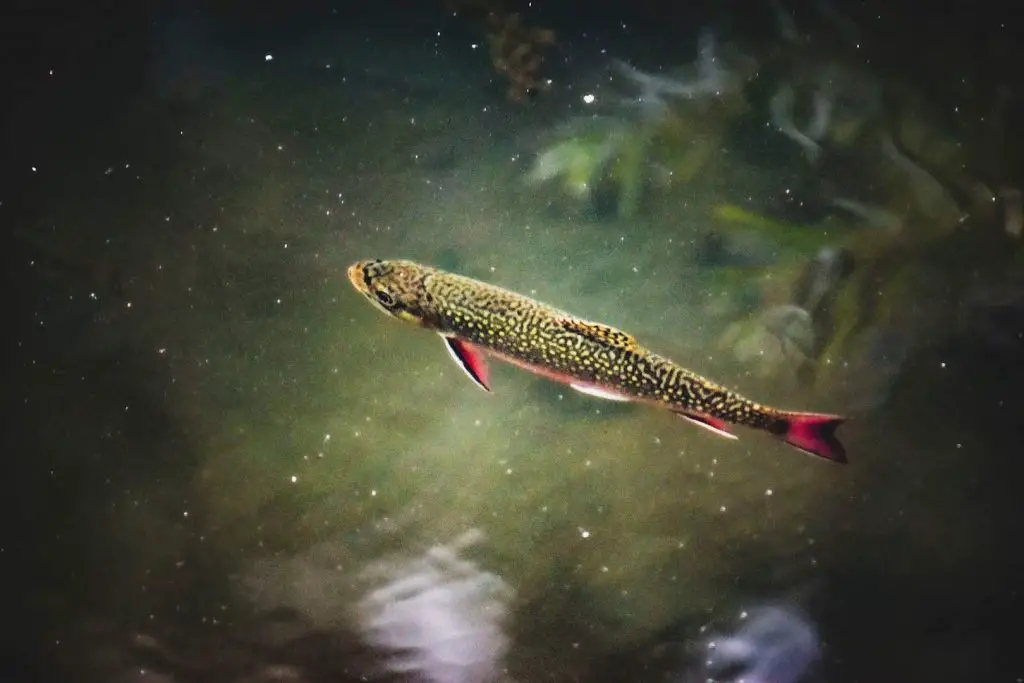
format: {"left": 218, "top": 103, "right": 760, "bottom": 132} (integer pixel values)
{"left": 356, "top": 530, "right": 512, "bottom": 683}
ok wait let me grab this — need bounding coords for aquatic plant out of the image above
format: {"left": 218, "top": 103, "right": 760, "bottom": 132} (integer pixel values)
{"left": 525, "top": 31, "right": 754, "bottom": 219}
{"left": 717, "top": 245, "right": 856, "bottom": 386}
{"left": 719, "top": 304, "right": 815, "bottom": 382}
{"left": 525, "top": 117, "right": 631, "bottom": 206}
{"left": 610, "top": 30, "right": 748, "bottom": 117}
{"left": 448, "top": 0, "right": 555, "bottom": 102}
{"left": 767, "top": 58, "right": 883, "bottom": 164}
{"left": 710, "top": 204, "right": 860, "bottom": 254}
{"left": 745, "top": 3, "right": 989, "bottom": 240}
{"left": 722, "top": 203, "right": 1024, "bottom": 410}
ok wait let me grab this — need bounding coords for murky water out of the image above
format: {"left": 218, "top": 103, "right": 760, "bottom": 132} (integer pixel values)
{"left": 6, "top": 2, "right": 1023, "bottom": 682}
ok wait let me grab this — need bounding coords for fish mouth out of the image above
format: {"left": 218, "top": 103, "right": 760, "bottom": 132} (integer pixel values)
{"left": 347, "top": 261, "right": 371, "bottom": 294}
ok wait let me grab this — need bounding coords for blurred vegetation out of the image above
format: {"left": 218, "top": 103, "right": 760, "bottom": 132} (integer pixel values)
{"left": 445, "top": 0, "right": 556, "bottom": 101}
{"left": 519, "top": 3, "right": 1022, "bottom": 407}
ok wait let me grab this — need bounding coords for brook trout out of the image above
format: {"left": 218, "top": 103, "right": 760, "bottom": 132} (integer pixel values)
{"left": 347, "top": 259, "right": 847, "bottom": 462}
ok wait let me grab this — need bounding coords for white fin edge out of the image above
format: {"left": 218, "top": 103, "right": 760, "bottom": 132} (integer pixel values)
{"left": 442, "top": 336, "right": 490, "bottom": 391}
{"left": 678, "top": 414, "right": 739, "bottom": 440}
{"left": 570, "top": 383, "right": 633, "bottom": 402}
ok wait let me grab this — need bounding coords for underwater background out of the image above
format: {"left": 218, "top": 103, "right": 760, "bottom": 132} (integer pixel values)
{"left": 4, "top": 0, "right": 1023, "bottom": 681}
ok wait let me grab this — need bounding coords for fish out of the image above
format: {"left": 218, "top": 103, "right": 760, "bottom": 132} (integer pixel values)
{"left": 347, "top": 259, "right": 847, "bottom": 462}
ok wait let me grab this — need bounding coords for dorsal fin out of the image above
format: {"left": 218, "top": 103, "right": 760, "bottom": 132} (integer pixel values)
{"left": 558, "top": 317, "right": 639, "bottom": 350}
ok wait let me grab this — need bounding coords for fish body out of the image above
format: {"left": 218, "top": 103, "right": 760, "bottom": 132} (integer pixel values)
{"left": 347, "top": 259, "right": 847, "bottom": 462}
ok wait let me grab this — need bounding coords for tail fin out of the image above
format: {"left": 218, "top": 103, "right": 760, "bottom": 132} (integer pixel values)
{"left": 777, "top": 412, "right": 848, "bottom": 463}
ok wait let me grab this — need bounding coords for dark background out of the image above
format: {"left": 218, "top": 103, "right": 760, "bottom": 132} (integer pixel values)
{"left": 3, "top": 1, "right": 1023, "bottom": 681}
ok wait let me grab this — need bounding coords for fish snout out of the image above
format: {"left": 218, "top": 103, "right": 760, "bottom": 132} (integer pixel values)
{"left": 347, "top": 261, "right": 371, "bottom": 293}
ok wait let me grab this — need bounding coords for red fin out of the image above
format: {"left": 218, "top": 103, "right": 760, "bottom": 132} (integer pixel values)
{"left": 778, "top": 412, "right": 848, "bottom": 463}
{"left": 442, "top": 336, "right": 491, "bottom": 391}
{"left": 674, "top": 411, "right": 739, "bottom": 440}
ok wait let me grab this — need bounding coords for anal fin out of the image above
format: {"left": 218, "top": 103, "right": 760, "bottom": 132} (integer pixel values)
{"left": 442, "top": 336, "right": 491, "bottom": 391}
{"left": 674, "top": 411, "right": 739, "bottom": 440}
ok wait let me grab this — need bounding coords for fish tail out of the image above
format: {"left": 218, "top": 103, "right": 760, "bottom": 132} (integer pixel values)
{"left": 775, "top": 411, "right": 848, "bottom": 463}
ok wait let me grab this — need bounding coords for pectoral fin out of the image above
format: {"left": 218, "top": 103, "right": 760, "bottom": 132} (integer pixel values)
{"left": 442, "top": 336, "right": 491, "bottom": 392}
{"left": 674, "top": 411, "right": 738, "bottom": 439}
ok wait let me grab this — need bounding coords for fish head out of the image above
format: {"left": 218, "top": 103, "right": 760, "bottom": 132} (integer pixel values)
{"left": 347, "top": 259, "right": 436, "bottom": 326}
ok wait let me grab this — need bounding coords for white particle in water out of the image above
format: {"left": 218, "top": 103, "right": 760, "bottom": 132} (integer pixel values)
{"left": 580, "top": 528, "right": 590, "bottom": 539}
{"left": 290, "top": 475, "right": 298, "bottom": 483}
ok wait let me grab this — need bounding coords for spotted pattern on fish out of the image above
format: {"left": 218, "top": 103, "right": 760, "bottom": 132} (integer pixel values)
{"left": 347, "top": 259, "right": 847, "bottom": 462}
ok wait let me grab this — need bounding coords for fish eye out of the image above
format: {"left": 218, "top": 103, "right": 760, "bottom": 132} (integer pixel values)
{"left": 374, "top": 290, "right": 395, "bottom": 307}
